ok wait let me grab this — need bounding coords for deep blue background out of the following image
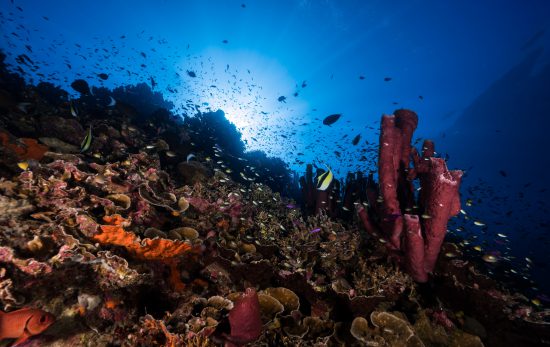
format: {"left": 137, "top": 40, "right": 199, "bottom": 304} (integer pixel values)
{"left": 1, "top": 0, "right": 550, "bottom": 295}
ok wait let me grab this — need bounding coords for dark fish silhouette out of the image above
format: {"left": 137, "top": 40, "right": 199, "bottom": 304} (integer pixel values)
{"left": 352, "top": 134, "right": 361, "bottom": 145}
{"left": 70, "top": 79, "right": 90, "bottom": 95}
{"left": 187, "top": 70, "right": 196, "bottom": 77}
{"left": 323, "top": 114, "right": 341, "bottom": 126}
{"left": 97, "top": 73, "right": 108, "bottom": 80}
{"left": 384, "top": 77, "right": 392, "bottom": 81}
{"left": 277, "top": 96, "right": 286, "bottom": 103}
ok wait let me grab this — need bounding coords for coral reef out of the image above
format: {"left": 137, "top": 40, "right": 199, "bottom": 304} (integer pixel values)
{"left": 0, "top": 53, "right": 548, "bottom": 347}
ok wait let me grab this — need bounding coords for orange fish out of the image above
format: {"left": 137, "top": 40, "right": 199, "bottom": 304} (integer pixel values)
{"left": 0, "top": 308, "right": 55, "bottom": 346}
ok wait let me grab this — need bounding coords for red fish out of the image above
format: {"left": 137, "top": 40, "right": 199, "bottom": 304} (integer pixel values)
{"left": 0, "top": 308, "right": 55, "bottom": 346}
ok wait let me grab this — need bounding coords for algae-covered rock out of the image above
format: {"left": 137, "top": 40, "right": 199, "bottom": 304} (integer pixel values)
{"left": 38, "top": 137, "right": 79, "bottom": 153}
{"left": 177, "top": 161, "right": 211, "bottom": 184}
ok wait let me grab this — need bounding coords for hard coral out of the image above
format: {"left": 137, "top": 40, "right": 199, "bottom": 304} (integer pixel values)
{"left": 374, "top": 311, "right": 425, "bottom": 347}
{"left": 0, "top": 246, "right": 52, "bottom": 276}
{"left": 0, "top": 195, "right": 34, "bottom": 223}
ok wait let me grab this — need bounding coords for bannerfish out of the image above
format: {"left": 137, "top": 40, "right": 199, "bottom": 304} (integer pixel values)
{"left": 323, "top": 114, "right": 341, "bottom": 126}
{"left": 70, "top": 101, "right": 78, "bottom": 117}
{"left": 80, "top": 125, "right": 93, "bottom": 153}
{"left": 0, "top": 308, "right": 55, "bottom": 346}
{"left": 316, "top": 166, "right": 333, "bottom": 191}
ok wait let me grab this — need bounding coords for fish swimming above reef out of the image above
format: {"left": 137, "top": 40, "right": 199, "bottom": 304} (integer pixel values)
{"left": 106, "top": 96, "right": 116, "bottom": 107}
{"left": 187, "top": 70, "right": 196, "bottom": 77}
{"left": 0, "top": 308, "right": 55, "bottom": 346}
{"left": 80, "top": 125, "right": 93, "bottom": 153}
{"left": 316, "top": 166, "right": 334, "bottom": 191}
{"left": 70, "top": 79, "right": 90, "bottom": 95}
{"left": 97, "top": 73, "right": 109, "bottom": 80}
{"left": 70, "top": 100, "right": 79, "bottom": 117}
{"left": 277, "top": 96, "right": 286, "bottom": 103}
{"left": 323, "top": 114, "right": 341, "bottom": 126}
{"left": 17, "top": 161, "right": 29, "bottom": 170}
{"left": 352, "top": 134, "right": 361, "bottom": 145}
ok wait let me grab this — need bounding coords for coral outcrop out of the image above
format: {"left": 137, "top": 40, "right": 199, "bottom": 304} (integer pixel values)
{"left": 356, "top": 110, "right": 463, "bottom": 282}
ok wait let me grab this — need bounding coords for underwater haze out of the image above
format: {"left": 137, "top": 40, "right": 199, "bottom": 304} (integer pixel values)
{"left": 1, "top": 0, "right": 550, "bottom": 346}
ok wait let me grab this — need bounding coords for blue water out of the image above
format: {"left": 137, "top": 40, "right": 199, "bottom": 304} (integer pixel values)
{"left": 2, "top": 0, "right": 550, "bottom": 294}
